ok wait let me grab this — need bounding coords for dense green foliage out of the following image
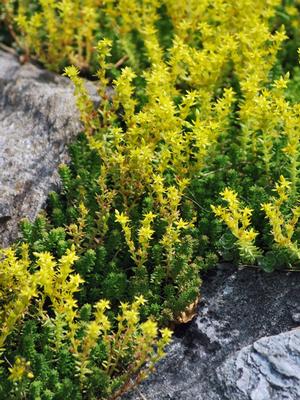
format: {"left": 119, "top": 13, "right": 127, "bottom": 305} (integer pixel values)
{"left": 0, "top": 245, "right": 171, "bottom": 399}
{"left": 20, "top": 136, "right": 201, "bottom": 324}
{"left": 2, "top": 1, "right": 300, "bottom": 399}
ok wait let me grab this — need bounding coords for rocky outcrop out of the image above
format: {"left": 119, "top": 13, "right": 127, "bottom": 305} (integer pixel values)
{"left": 124, "top": 264, "right": 300, "bottom": 400}
{"left": 218, "top": 329, "right": 300, "bottom": 400}
{"left": 0, "top": 50, "right": 98, "bottom": 247}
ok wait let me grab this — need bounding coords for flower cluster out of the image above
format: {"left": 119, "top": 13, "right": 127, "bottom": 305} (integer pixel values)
{"left": 212, "top": 189, "right": 261, "bottom": 264}
{"left": 262, "top": 176, "right": 300, "bottom": 260}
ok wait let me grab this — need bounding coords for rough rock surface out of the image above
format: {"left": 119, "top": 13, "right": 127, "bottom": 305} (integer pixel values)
{"left": 218, "top": 329, "right": 300, "bottom": 400}
{"left": 124, "top": 265, "right": 300, "bottom": 400}
{"left": 0, "top": 50, "right": 98, "bottom": 247}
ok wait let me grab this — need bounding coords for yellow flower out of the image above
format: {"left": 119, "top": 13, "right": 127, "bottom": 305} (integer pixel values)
{"left": 64, "top": 65, "right": 80, "bottom": 79}
{"left": 134, "top": 295, "right": 147, "bottom": 306}
{"left": 68, "top": 274, "right": 85, "bottom": 289}
{"left": 138, "top": 226, "right": 155, "bottom": 242}
{"left": 8, "top": 357, "right": 32, "bottom": 382}
{"left": 115, "top": 210, "right": 130, "bottom": 226}
{"left": 273, "top": 73, "right": 289, "bottom": 90}
{"left": 124, "top": 309, "right": 139, "bottom": 325}
{"left": 221, "top": 188, "right": 238, "bottom": 204}
{"left": 144, "top": 212, "right": 157, "bottom": 222}
{"left": 120, "top": 302, "right": 129, "bottom": 313}
{"left": 95, "top": 299, "right": 111, "bottom": 312}
{"left": 141, "top": 319, "right": 158, "bottom": 338}
{"left": 175, "top": 218, "right": 189, "bottom": 230}
{"left": 160, "top": 327, "right": 172, "bottom": 342}
{"left": 86, "top": 321, "right": 100, "bottom": 341}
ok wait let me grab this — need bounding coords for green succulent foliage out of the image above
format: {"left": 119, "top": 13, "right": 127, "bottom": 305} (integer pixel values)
{"left": 0, "top": 308, "right": 163, "bottom": 400}
{"left": 0, "top": 319, "right": 103, "bottom": 400}
{"left": 20, "top": 134, "right": 202, "bottom": 325}
{"left": 185, "top": 108, "right": 300, "bottom": 270}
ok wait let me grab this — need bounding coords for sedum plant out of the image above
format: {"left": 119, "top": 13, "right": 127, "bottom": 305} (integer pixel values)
{"left": 212, "top": 175, "right": 300, "bottom": 271}
{"left": 261, "top": 176, "right": 300, "bottom": 263}
{"left": 4, "top": 0, "right": 300, "bottom": 397}
{"left": 209, "top": 41, "right": 300, "bottom": 269}
{"left": 61, "top": 35, "right": 236, "bottom": 322}
{"left": 1, "top": 0, "right": 106, "bottom": 71}
{"left": 21, "top": 134, "right": 202, "bottom": 325}
{"left": 0, "top": 245, "right": 171, "bottom": 399}
{"left": 1, "top": 0, "right": 296, "bottom": 73}
{"left": 12, "top": 0, "right": 300, "bottom": 316}
{"left": 211, "top": 189, "right": 261, "bottom": 264}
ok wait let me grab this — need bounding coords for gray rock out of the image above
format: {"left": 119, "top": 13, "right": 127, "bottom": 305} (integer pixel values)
{"left": 0, "top": 50, "right": 98, "bottom": 247}
{"left": 292, "top": 313, "right": 300, "bottom": 323}
{"left": 124, "top": 265, "right": 300, "bottom": 400}
{"left": 218, "top": 329, "right": 300, "bottom": 400}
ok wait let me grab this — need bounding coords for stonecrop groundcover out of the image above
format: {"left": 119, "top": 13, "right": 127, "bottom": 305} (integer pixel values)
{"left": 1, "top": 0, "right": 300, "bottom": 399}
